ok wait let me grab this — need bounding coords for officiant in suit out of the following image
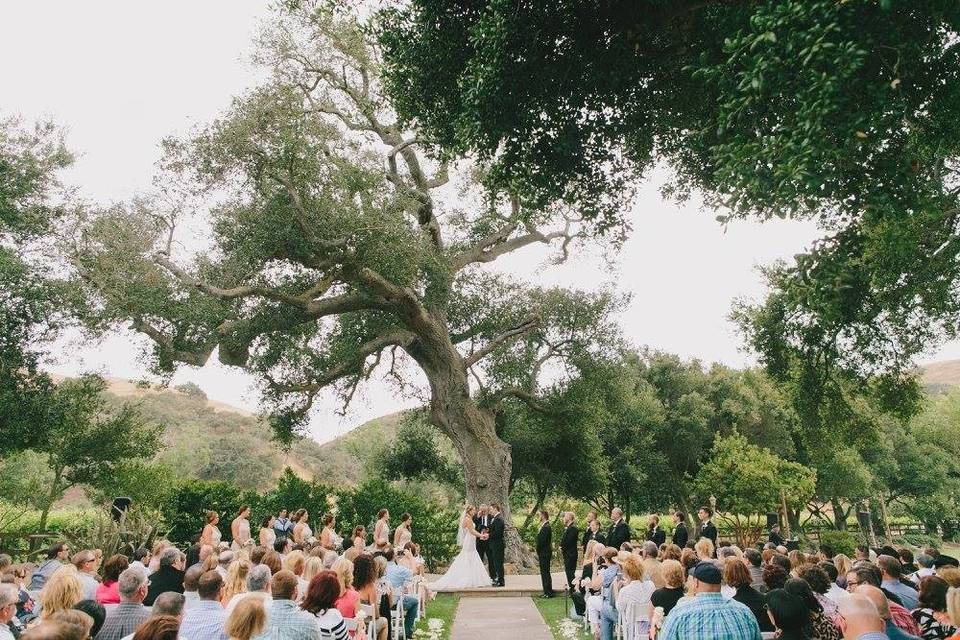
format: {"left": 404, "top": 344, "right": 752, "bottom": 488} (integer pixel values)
{"left": 536, "top": 510, "right": 555, "bottom": 598}
{"left": 474, "top": 505, "right": 493, "bottom": 563}
{"left": 560, "top": 512, "right": 579, "bottom": 592}
{"left": 607, "top": 508, "right": 631, "bottom": 550}
{"left": 487, "top": 503, "right": 505, "bottom": 587}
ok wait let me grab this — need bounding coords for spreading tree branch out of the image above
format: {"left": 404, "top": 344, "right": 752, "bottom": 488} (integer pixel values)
{"left": 463, "top": 315, "right": 540, "bottom": 367}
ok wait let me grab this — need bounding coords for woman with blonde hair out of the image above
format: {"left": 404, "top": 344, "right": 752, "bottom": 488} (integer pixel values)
{"left": 284, "top": 550, "right": 308, "bottom": 596}
{"left": 40, "top": 565, "right": 83, "bottom": 620}
{"left": 221, "top": 559, "right": 251, "bottom": 606}
{"left": 833, "top": 554, "right": 852, "bottom": 588}
{"left": 302, "top": 556, "right": 324, "bottom": 584}
{"left": 148, "top": 540, "right": 171, "bottom": 574}
{"left": 225, "top": 597, "right": 267, "bottom": 640}
{"left": 331, "top": 557, "right": 359, "bottom": 623}
{"left": 694, "top": 537, "right": 714, "bottom": 562}
{"left": 201, "top": 511, "right": 222, "bottom": 547}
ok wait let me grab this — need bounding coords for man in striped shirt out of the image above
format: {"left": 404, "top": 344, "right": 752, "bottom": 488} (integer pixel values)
{"left": 179, "top": 571, "right": 227, "bottom": 640}
{"left": 659, "top": 562, "right": 761, "bottom": 640}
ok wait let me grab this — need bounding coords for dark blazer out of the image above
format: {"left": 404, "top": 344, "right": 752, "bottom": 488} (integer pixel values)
{"left": 699, "top": 520, "right": 718, "bottom": 545}
{"left": 144, "top": 565, "right": 184, "bottom": 606}
{"left": 474, "top": 513, "right": 493, "bottom": 533}
{"left": 536, "top": 522, "right": 552, "bottom": 559}
{"left": 672, "top": 522, "right": 688, "bottom": 548}
{"left": 487, "top": 514, "right": 505, "bottom": 549}
{"left": 582, "top": 527, "right": 605, "bottom": 551}
{"left": 607, "top": 520, "right": 631, "bottom": 550}
{"left": 768, "top": 530, "right": 784, "bottom": 546}
{"left": 647, "top": 526, "right": 666, "bottom": 547}
{"left": 561, "top": 525, "right": 579, "bottom": 560}
{"left": 733, "top": 585, "right": 774, "bottom": 632}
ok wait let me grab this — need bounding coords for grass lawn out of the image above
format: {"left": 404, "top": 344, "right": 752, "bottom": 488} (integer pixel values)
{"left": 533, "top": 595, "right": 594, "bottom": 640}
{"left": 413, "top": 593, "right": 460, "bottom": 639}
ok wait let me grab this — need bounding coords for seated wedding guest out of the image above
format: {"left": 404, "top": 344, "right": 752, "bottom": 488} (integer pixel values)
{"left": 144, "top": 548, "right": 185, "bottom": 606}
{"left": 680, "top": 548, "right": 699, "bottom": 577}
{"left": 916, "top": 554, "right": 938, "bottom": 582}
{"left": 912, "top": 576, "right": 956, "bottom": 640}
{"left": 225, "top": 565, "right": 271, "bottom": 616}
{"left": 834, "top": 555, "right": 852, "bottom": 588}
{"left": 743, "top": 549, "right": 764, "bottom": 591}
{"left": 763, "top": 563, "right": 789, "bottom": 593}
{"left": 600, "top": 554, "right": 653, "bottom": 640}
{"left": 182, "top": 565, "right": 205, "bottom": 609}
{"left": 301, "top": 572, "right": 347, "bottom": 640}
{"left": 30, "top": 543, "right": 70, "bottom": 591}
{"left": 1, "top": 585, "right": 20, "bottom": 640}
{"left": 847, "top": 565, "right": 922, "bottom": 636}
{"left": 881, "top": 556, "right": 921, "bottom": 610}
{"left": 302, "top": 558, "right": 324, "bottom": 588}
{"left": 818, "top": 561, "right": 849, "bottom": 607}
{"left": 659, "top": 562, "right": 761, "bottom": 640}
{"left": 179, "top": 572, "right": 227, "bottom": 640}
{"left": 221, "top": 561, "right": 250, "bottom": 607}
{"left": 650, "top": 559, "right": 686, "bottom": 617}
{"left": 130, "top": 549, "right": 149, "bottom": 576}
{"left": 352, "top": 555, "right": 386, "bottom": 640}
{"left": 72, "top": 600, "right": 106, "bottom": 638}
{"left": 661, "top": 544, "right": 682, "bottom": 562}
{"left": 73, "top": 552, "right": 100, "bottom": 601}
{"left": 131, "top": 615, "right": 179, "bottom": 640}
{"left": 260, "top": 553, "right": 282, "bottom": 580}
{"left": 940, "top": 569, "right": 960, "bottom": 589}
{"left": 901, "top": 550, "right": 919, "bottom": 576}
{"left": 152, "top": 592, "right": 186, "bottom": 620}
{"left": 283, "top": 552, "right": 307, "bottom": 597}
{"left": 331, "top": 558, "right": 358, "bottom": 626}
{"left": 837, "top": 595, "right": 887, "bottom": 640}
{"left": 400, "top": 543, "right": 424, "bottom": 577}
{"left": 784, "top": 577, "right": 841, "bottom": 640}
{"left": 255, "top": 570, "right": 317, "bottom": 640}
{"left": 772, "top": 554, "right": 793, "bottom": 575}
{"left": 224, "top": 598, "right": 264, "bottom": 640}
{"left": 40, "top": 567, "right": 83, "bottom": 621}
{"left": 765, "top": 589, "right": 814, "bottom": 640}
{"left": 725, "top": 556, "right": 774, "bottom": 633}
{"left": 857, "top": 584, "right": 923, "bottom": 640}
{"left": 946, "top": 587, "right": 960, "bottom": 637}
{"left": 216, "top": 552, "right": 235, "bottom": 580}
{"left": 49, "top": 609, "right": 94, "bottom": 640}
{"left": 273, "top": 538, "right": 291, "bottom": 559}
{"left": 694, "top": 538, "right": 714, "bottom": 562}
{"left": 924, "top": 549, "right": 959, "bottom": 570}
{"left": 382, "top": 549, "right": 418, "bottom": 639}
{"left": 149, "top": 541, "right": 174, "bottom": 575}
{"left": 799, "top": 565, "right": 841, "bottom": 623}
{"left": 96, "top": 568, "right": 150, "bottom": 640}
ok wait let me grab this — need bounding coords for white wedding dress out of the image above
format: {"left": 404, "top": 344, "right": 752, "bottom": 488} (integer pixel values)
{"left": 429, "top": 516, "right": 492, "bottom": 591}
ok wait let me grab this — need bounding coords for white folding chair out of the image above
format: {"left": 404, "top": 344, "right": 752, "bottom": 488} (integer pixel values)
{"left": 408, "top": 576, "right": 425, "bottom": 622}
{"left": 617, "top": 600, "right": 649, "bottom": 640}
{"left": 390, "top": 587, "right": 406, "bottom": 640}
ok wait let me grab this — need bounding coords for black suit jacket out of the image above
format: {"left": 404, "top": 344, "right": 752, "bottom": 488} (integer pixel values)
{"left": 699, "top": 520, "right": 718, "bottom": 545}
{"left": 672, "top": 522, "right": 688, "bottom": 548}
{"left": 733, "top": 585, "right": 775, "bottom": 632}
{"left": 474, "top": 513, "right": 493, "bottom": 533}
{"left": 144, "top": 565, "right": 184, "bottom": 606}
{"left": 537, "top": 522, "right": 552, "bottom": 559}
{"left": 561, "top": 525, "right": 579, "bottom": 560}
{"left": 647, "top": 526, "right": 666, "bottom": 547}
{"left": 487, "top": 514, "right": 505, "bottom": 549}
{"left": 607, "top": 520, "right": 631, "bottom": 550}
{"left": 582, "top": 527, "right": 605, "bottom": 551}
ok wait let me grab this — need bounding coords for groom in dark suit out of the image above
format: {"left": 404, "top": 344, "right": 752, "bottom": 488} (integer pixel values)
{"left": 536, "top": 510, "right": 555, "bottom": 598}
{"left": 487, "top": 503, "right": 505, "bottom": 587}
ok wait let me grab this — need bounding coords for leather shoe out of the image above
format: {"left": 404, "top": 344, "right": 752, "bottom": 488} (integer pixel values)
{"left": 540, "top": 593, "right": 554, "bottom": 599}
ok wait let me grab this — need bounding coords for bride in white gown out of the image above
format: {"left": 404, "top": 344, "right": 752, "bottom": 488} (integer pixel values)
{"left": 430, "top": 505, "right": 492, "bottom": 591}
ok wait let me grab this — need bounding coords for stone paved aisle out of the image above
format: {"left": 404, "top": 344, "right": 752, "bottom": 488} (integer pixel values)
{"left": 450, "top": 597, "right": 553, "bottom": 640}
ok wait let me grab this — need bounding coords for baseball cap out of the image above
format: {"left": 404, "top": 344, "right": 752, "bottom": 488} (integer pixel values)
{"left": 691, "top": 561, "right": 722, "bottom": 584}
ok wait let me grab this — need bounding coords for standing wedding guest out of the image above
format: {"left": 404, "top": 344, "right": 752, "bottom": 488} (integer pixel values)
{"left": 536, "top": 510, "right": 555, "bottom": 599}
{"left": 273, "top": 510, "right": 294, "bottom": 540}
{"left": 224, "top": 597, "right": 265, "bottom": 640}
{"left": 201, "top": 512, "right": 222, "bottom": 548}
{"left": 659, "top": 562, "right": 761, "bottom": 640}
{"left": 179, "top": 572, "right": 227, "bottom": 640}
{"left": 144, "top": 548, "right": 185, "bottom": 606}
{"left": 320, "top": 515, "right": 338, "bottom": 551}
{"left": 95, "top": 556, "right": 129, "bottom": 605}
{"left": 30, "top": 543, "right": 70, "bottom": 591}
{"left": 373, "top": 511, "right": 390, "bottom": 552}
{"left": 393, "top": 514, "right": 412, "bottom": 549}
{"left": 301, "top": 572, "right": 348, "bottom": 640}
{"left": 672, "top": 512, "right": 689, "bottom": 549}
{"left": 96, "top": 568, "right": 150, "bottom": 640}
{"left": 351, "top": 527, "right": 366, "bottom": 551}
{"left": 231, "top": 507, "right": 252, "bottom": 552}
{"left": 606, "top": 509, "right": 631, "bottom": 551}
{"left": 73, "top": 551, "right": 100, "bottom": 601}
{"left": 257, "top": 570, "right": 318, "bottom": 640}
{"left": 560, "top": 512, "right": 579, "bottom": 593}
{"left": 697, "top": 508, "right": 718, "bottom": 547}
{"left": 647, "top": 516, "right": 666, "bottom": 547}
{"left": 258, "top": 516, "right": 276, "bottom": 549}
{"left": 292, "top": 511, "right": 312, "bottom": 545}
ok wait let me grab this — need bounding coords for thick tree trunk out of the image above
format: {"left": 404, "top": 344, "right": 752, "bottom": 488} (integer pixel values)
{"left": 408, "top": 324, "right": 533, "bottom": 567}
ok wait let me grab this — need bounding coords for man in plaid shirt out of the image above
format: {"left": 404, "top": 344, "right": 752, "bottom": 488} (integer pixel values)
{"left": 254, "top": 571, "right": 320, "bottom": 640}
{"left": 95, "top": 567, "right": 150, "bottom": 640}
{"left": 660, "top": 562, "right": 762, "bottom": 640}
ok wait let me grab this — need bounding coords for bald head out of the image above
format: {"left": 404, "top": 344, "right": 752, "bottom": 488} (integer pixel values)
{"left": 839, "top": 593, "right": 884, "bottom": 637}
{"left": 855, "top": 584, "right": 891, "bottom": 620}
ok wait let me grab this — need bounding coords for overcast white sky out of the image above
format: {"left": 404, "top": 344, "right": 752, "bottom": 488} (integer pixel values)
{"left": 3, "top": 1, "right": 958, "bottom": 443}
